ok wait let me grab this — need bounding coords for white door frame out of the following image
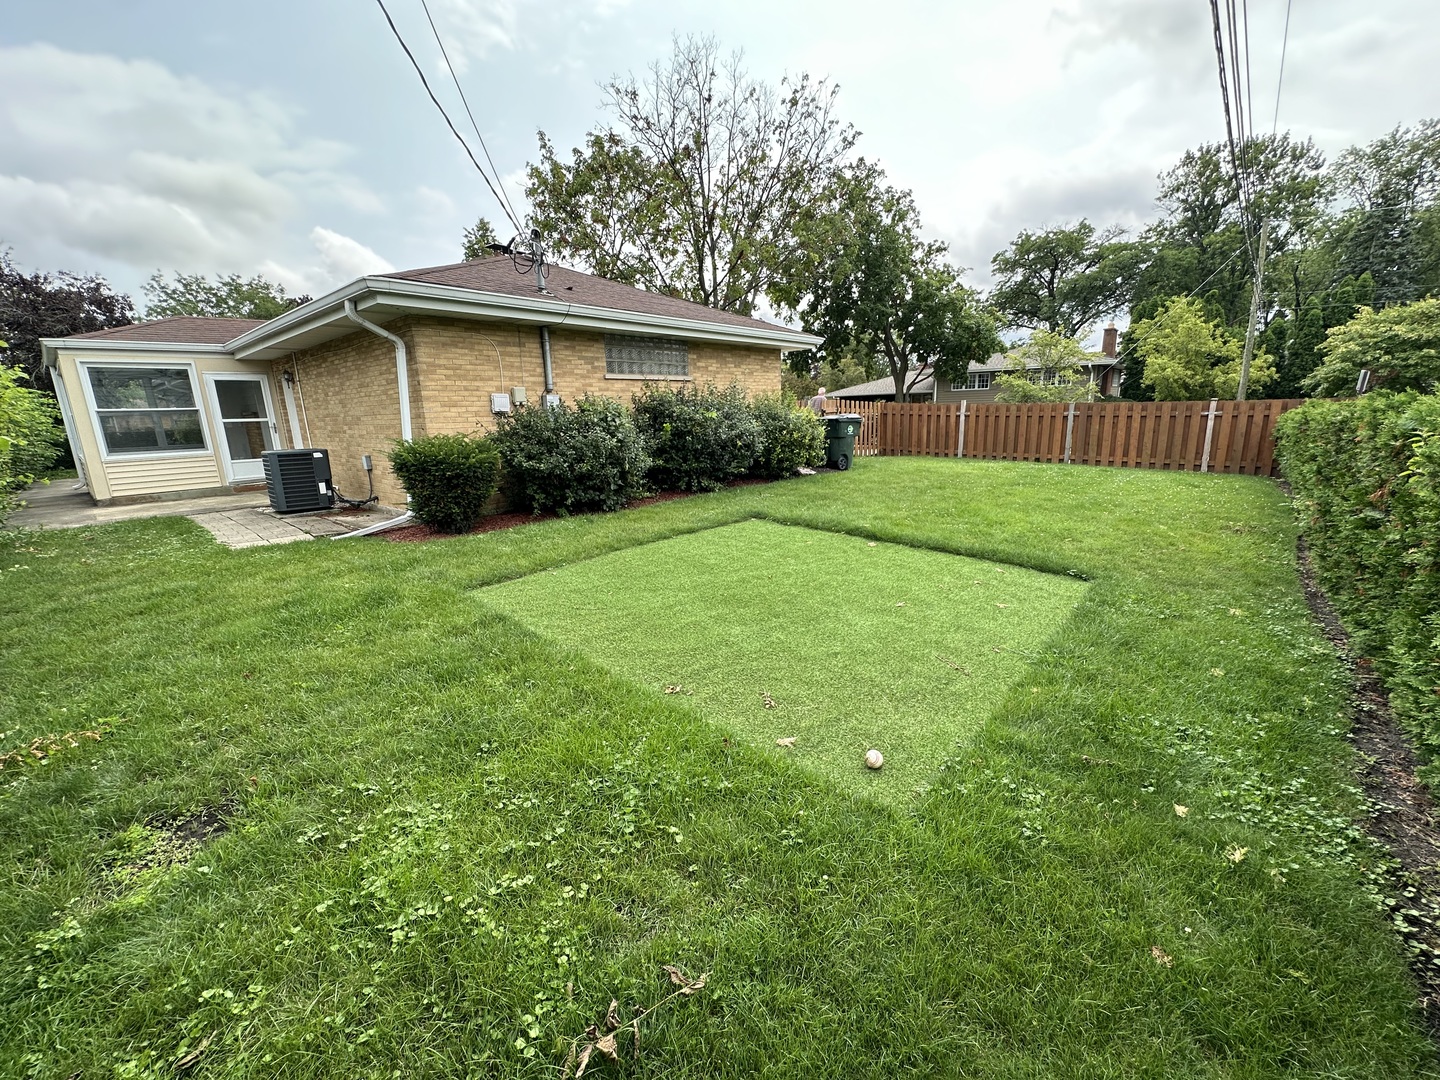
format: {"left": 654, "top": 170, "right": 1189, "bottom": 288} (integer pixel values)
{"left": 204, "top": 372, "right": 279, "bottom": 484}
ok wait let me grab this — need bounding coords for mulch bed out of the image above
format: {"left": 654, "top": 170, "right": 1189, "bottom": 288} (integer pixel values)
{"left": 380, "top": 478, "right": 774, "bottom": 543}
{"left": 1296, "top": 533, "right": 1440, "bottom": 1034}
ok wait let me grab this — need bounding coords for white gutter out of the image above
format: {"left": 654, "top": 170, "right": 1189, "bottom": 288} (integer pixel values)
{"left": 342, "top": 298, "right": 412, "bottom": 442}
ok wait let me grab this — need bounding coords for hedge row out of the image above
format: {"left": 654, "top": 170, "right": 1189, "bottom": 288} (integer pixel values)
{"left": 1275, "top": 392, "right": 1440, "bottom": 753}
{"left": 391, "top": 386, "right": 826, "bottom": 530}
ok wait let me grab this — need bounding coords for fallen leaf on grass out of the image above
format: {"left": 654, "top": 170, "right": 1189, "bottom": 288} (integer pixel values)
{"left": 595, "top": 1032, "right": 620, "bottom": 1062}
{"left": 776, "top": 737, "right": 796, "bottom": 748}
{"left": 662, "top": 965, "right": 709, "bottom": 995}
{"left": 1226, "top": 845, "right": 1249, "bottom": 863}
{"left": 867, "top": 541, "right": 878, "bottom": 547}
{"left": 1174, "top": 804, "right": 1189, "bottom": 817}
{"left": 572, "top": 1043, "right": 594, "bottom": 1077}
{"left": 664, "top": 684, "right": 684, "bottom": 695}
{"left": 604, "top": 999, "right": 621, "bottom": 1032}
{"left": 1228, "top": 608, "right": 1245, "bottom": 617}
{"left": 895, "top": 601, "right": 907, "bottom": 607}
{"left": 937, "top": 655, "right": 971, "bottom": 676}
{"left": 1209, "top": 667, "right": 1225, "bottom": 677}
{"left": 996, "top": 603, "right": 1010, "bottom": 608}
{"left": 1150, "top": 945, "right": 1173, "bottom": 968}
{"left": 761, "top": 692, "right": 777, "bottom": 709}
{"left": 175, "top": 1032, "right": 215, "bottom": 1071}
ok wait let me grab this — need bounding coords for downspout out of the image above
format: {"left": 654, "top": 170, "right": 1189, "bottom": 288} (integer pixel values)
{"left": 538, "top": 326, "right": 555, "bottom": 396}
{"left": 343, "top": 298, "right": 412, "bottom": 441}
{"left": 333, "top": 297, "right": 414, "bottom": 538}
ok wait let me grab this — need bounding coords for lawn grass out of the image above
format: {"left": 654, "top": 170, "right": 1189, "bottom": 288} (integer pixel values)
{"left": 480, "top": 519, "right": 1087, "bottom": 800}
{"left": 1, "top": 457, "right": 1437, "bottom": 1077}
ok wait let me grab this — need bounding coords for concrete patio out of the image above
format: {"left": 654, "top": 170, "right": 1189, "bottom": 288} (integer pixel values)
{"left": 11, "top": 481, "right": 400, "bottom": 549}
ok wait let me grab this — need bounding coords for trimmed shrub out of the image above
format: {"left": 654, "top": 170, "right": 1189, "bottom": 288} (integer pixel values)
{"left": 750, "top": 395, "right": 825, "bottom": 479}
{"left": 388, "top": 433, "right": 501, "bottom": 533}
{"left": 632, "top": 384, "right": 760, "bottom": 492}
{"left": 1275, "top": 392, "right": 1440, "bottom": 756}
{"left": 491, "top": 396, "right": 650, "bottom": 515}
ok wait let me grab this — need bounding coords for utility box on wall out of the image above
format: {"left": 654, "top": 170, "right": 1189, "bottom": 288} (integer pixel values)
{"left": 490, "top": 392, "right": 512, "bottom": 415}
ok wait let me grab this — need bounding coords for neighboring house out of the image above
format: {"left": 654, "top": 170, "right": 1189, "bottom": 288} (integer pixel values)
{"left": 41, "top": 257, "right": 820, "bottom": 507}
{"left": 826, "top": 369, "right": 935, "bottom": 403}
{"left": 828, "top": 324, "right": 1123, "bottom": 406}
{"left": 932, "top": 324, "right": 1123, "bottom": 405}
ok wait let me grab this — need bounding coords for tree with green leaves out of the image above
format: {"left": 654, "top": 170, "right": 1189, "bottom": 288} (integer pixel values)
{"left": 0, "top": 250, "right": 134, "bottom": 392}
{"left": 776, "top": 162, "right": 998, "bottom": 402}
{"left": 526, "top": 35, "right": 855, "bottom": 314}
{"left": 142, "top": 273, "right": 308, "bottom": 321}
{"left": 989, "top": 220, "right": 1140, "bottom": 337}
{"left": 1303, "top": 298, "right": 1440, "bottom": 396}
{"left": 1134, "top": 296, "right": 1275, "bottom": 400}
{"left": 1327, "top": 120, "right": 1440, "bottom": 306}
{"left": 0, "top": 356, "right": 64, "bottom": 521}
{"left": 993, "top": 331, "right": 1102, "bottom": 403}
{"left": 462, "top": 217, "right": 502, "bottom": 261}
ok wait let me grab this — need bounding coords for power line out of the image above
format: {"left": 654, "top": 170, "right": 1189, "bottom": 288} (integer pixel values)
{"left": 373, "top": 0, "right": 520, "bottom": 236}
{"left": 1113, "top": 239, "right": 1255, "bottom": 364}
{"left": 1271, "top": 0, "right": 1293, "bottom": 135}
{"left": 417, "top": 0, "right": 523, "bottom": 235}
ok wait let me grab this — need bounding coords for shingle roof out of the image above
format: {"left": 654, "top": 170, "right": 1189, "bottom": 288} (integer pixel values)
{"left": 828, "top": 370, "right": 935, "bottom": 399}
{"left": 381, "top": 257, "right": 813, "bottom": 340}
{"left": 67, "top": 317, "right": 269, "bottom": 345}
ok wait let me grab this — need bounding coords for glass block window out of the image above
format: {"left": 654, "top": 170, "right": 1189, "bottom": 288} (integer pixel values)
{"left": 604, "top": 334, "right": 689, "bottom": 377}
{"left": 86, "top": 366, "right": 206, "bottom": 454}
{"left": 951, "top": 371, "right": 992, "bottom": 391}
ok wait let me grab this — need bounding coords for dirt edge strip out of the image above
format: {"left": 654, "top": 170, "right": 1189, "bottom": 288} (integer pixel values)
{"left": 1295, "top": 534, "right": 1440, "bottom": 1036}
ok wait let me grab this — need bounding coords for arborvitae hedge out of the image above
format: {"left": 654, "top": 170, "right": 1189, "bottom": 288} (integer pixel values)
{"left": 1275, "top": 393, "right": 1440, "bottom": 756}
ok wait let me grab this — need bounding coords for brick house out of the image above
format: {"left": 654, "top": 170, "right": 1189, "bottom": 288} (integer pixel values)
{"left": 41, "top": 257, "right": 819, "bottom": 506}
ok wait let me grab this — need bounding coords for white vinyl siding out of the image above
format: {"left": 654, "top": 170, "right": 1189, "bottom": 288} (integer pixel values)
{"left": 604, "top": 334, "right": 689, "bottom": 378}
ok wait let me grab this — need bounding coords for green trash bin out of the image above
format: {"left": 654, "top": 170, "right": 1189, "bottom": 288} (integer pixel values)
{"left": 822, "top": 413, "right": 862, "bottom": 471}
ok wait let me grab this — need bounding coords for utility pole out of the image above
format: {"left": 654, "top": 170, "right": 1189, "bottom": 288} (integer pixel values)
{"left": 1236, "top": 218, "right": 1269, "bottom": 401}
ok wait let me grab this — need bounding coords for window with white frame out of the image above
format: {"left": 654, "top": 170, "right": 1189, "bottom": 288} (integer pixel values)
{"left": 604, "top": 334, "right": 689, "bottom": 378}
{"left": 950, "top": 371, "right": 992, "bottom": 392}
{"left": 86, "top": 366, "right": 206, "bottom": 454}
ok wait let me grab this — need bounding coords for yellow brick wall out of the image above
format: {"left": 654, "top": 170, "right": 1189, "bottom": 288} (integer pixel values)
{"left": 272, "top": 321, "right": 426, "bottom": 507}
{"left": 276, "top": 316, "right": 785, "bottom": 507}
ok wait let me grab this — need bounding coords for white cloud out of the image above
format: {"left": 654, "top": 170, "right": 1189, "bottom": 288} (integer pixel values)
{"left": 311, "top": 227, "right": 396, "bottom": 280}
{"left": 258, "top": 227, "right": 395, "bottom": 296}
{"left": 0, "top": 43, "right": 380, "bottom": 289}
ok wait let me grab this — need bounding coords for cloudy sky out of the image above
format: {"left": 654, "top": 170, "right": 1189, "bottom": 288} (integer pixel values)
{"left": 4, "top": 0, "right": 1439, "bottom": 311}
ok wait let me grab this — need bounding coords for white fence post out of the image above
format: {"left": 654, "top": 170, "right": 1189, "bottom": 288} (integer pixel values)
{"left": 1063, "top": 403, "right": 1077, "bottom": 464}
{"left": 957, "top": 400, "right": 967, "bottom": 458}
{"left": 1200, "top": 398, "right": 1220, "bottom": 473}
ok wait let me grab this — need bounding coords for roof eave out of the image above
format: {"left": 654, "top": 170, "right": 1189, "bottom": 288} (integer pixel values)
{"left": 226, "top": 276, "right": 822, "bottom": 357}
{"left": 39, "top": 336, "right": 231, "bottom": 368}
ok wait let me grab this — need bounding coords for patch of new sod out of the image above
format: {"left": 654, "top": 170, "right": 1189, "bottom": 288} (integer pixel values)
{"left": 479, "top": 519, "right": 1087, "bottom": 798}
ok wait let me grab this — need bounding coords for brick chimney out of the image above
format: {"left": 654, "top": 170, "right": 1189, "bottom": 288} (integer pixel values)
{"left": 1102, "top": 321, "right": 1118, "bottom": 359}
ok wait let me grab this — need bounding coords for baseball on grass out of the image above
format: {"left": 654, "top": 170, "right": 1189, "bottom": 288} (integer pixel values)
{"left": 864, "top": 749, "right": 884, "bottom": 770}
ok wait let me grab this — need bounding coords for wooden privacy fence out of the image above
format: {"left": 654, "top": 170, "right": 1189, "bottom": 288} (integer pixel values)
{"left": 825, "top": 398, "right": 1304, "bottom": 476}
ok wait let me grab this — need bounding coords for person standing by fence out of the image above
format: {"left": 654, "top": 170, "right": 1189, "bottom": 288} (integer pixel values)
{"left": 810, "top": 387, "right": 828, "bottom": 414}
